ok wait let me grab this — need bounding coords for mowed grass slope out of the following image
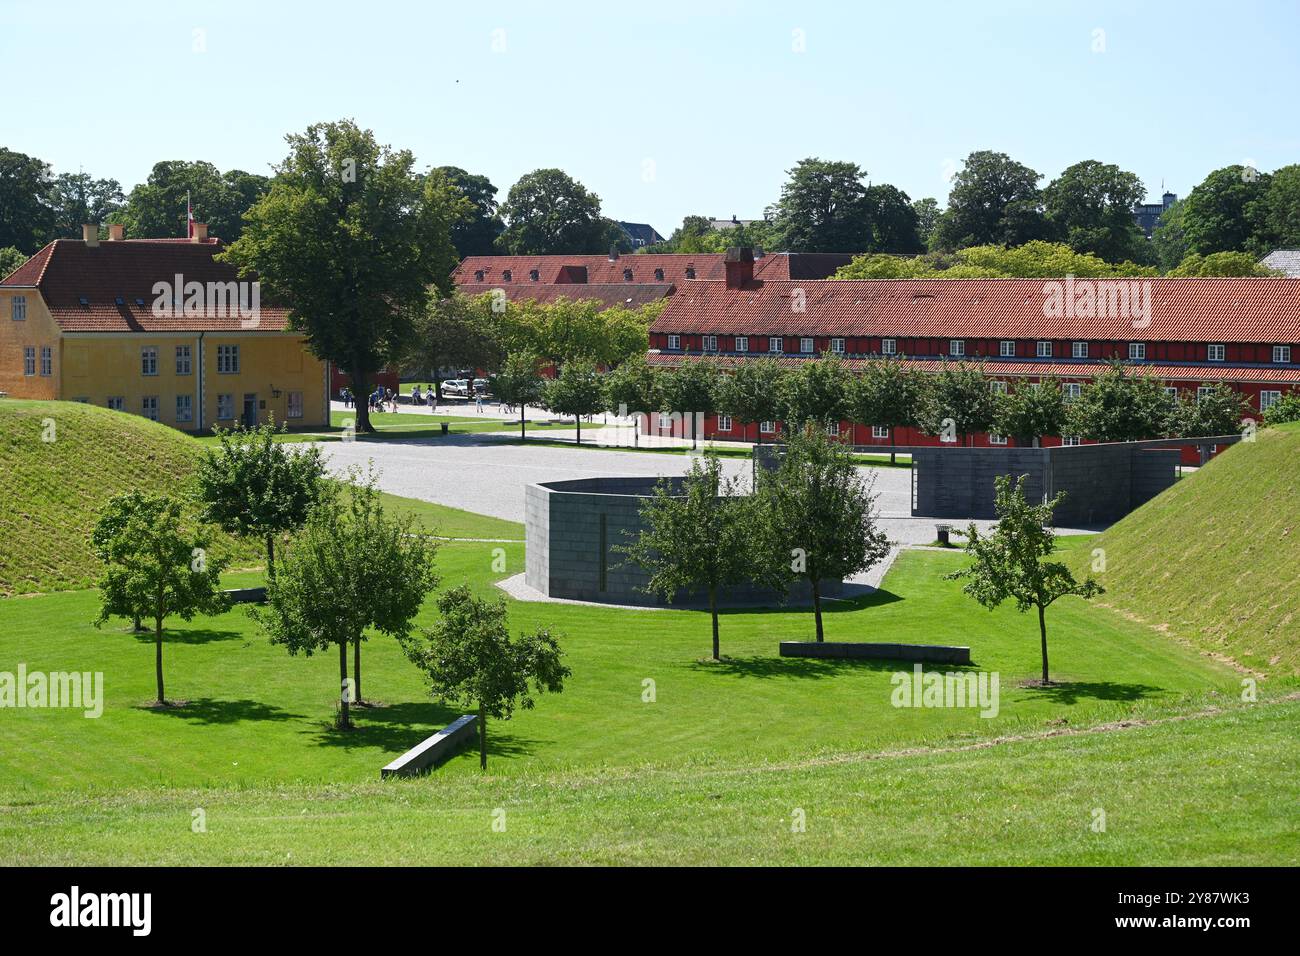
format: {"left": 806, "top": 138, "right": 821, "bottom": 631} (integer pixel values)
{"left": 1068, "top": 423, "right": 1300, "bottom": 677}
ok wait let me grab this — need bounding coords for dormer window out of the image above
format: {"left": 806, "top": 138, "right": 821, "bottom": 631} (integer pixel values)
{"left": 78, "top": 296, "right": 89, "bottom": 307}
{"left": 654, "top": 268, "right": 664, "bottom": 281}
{"left": 115, "top": 296, "right": 125, "bottom": 306}
{"left": 134, "top": 298, "right": 145, "bottom": 307}
{"left": 529, "top": 269, "right": 539, "bottom": 281}
{"left": 685, "top": 267, "right": 696, "bottom": 279}
{"left": 474, "top": 270, "right": 485, "bottom": 282}
{"left": 623, "top": 268, "right": 633, "bottom": 282}
{"left": 502, "top": 270, "right": 512, "bottom": 282}
{"left": 1274, "top": 345, "right": 1292, "bottom": 363}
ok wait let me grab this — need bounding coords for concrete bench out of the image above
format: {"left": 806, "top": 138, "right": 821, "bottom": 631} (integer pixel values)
{"left": 780, "top": 642, "right": 971, "bottom": 665}
{"left": 222, "top": 587, "right": 267, "bottom": 604}
{"left": 380, "top": 714, "right": 478, "bottom": 778}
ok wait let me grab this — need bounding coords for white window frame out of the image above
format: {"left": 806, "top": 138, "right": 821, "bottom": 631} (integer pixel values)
{"left": 1274, "top": 345, "right": 1292, "bottom": 364}
{"left": 287, "top": 391, "right": 304, "bottom": 419}
{"left": 175, "top": 394, "right": 193, "bottom": 423}
{"left": 1208, "top": 344, "right": 1225, "bottom": 362}
{"left": 949, "top": 339, "right": 965, "bottom": 357}
{"left": 216, "top": 393, "right": 234, "bottom": 420}
{"left": 216, "top": 344, "right": 240, "bottom": 374}
{"left": 999, "top": 339, "right": 1015, "bottom": 357}
{"left": 141, "top": 346, "right": 158, "bottom": 376}
{"left": 142, "top": 396, "right": 159, "bottom": 421}
{"left": 830, "top": 337, "right": 845, "bottom": 354}
{"left": 769, "top": 337, "right": 783, "bottom": 353}
{"left": 1260, "top": 390, "right": 1282, "bottom": 411}
{"left": 658, "top": 412, "right": 673, "bottom": 430}
{"left": 107, "top": 396, "right": 124, "bottom": 411}
{"left": 667, "top": 334, "right": 680, "bottom": 350}
{"left": 1036, "top": 340, "right": 1052, "bottom": 358}
{"left": 800, "top": 337, "right": 814, "bottom": 354}
{"left": 175, "top": 345, "right": 192, "bottom": 375}
{"left": 11, "top": 295, "right": 26, "bottom": 321}
{"left": 871, "top": 425, "right": 889, "bottom": 439}
{"left": 825, "top": 421, "right": 840, "bottom": 436}
{"left": 1072, "top": 341, "right": 1088, "bottom": 359}
{"left": 989, "top": 434, "right": 1008, "bottom": 445}
{"left": 881, "top": 338, "right": 896, "bottom": 356}
{"left": 759, "top": 420, "right": 775, "bottom": 434}
{"left": 1129, "top": 342, "right": 1146, "bottom": 361}
{"left": 1196, "top": 385, "right": 1214, "bottom": 402}
{"left": 716, "top": 414, "right": 732, "bottom": 432}
{"left": 1064, "top": 382, "right": 1082, "bottom": 401}
{"left": 703, "top": 335, "right": 718, "bottom": 352}
{"left": 39, "top": 345, "right": 52, "bottom": 377}
{"left": 22, "top": 346, "right": 35, "bottom": 376}
{"left": 735, "top": 336, "right": 748, "bottom": 353}
{"left": 1062, "top": 435, "right": 1081, "bottom": 447}
{"left": 989, "top": 380, "right": 1008, "bottom": 394}
{"left": 1164, "top": 386, "right": 1179, "bottom": 401}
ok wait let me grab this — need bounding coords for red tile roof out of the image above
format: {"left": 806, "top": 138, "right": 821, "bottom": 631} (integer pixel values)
{"left": 456, "top": 283, "right": 673, "bottom": 309}
{"left": 0, "top": 238, "right": 293, "bottom": 333}
{"left": 650, "top": 277, "right": 1300, "bottom": 344}
{"left": 647, "top": 352, "right": 1300, "bottom": 384}
{"left": 451, "top": 252, "right": 855, "bottom": 289}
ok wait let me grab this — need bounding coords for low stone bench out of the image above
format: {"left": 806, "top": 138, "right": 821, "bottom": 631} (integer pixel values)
{"left": 381, "top": 714, "right": 478, "bottom": 778}
{"left": 222, "top": 587, "right": 267, "bottom": 604}
{"left": 780, "top": 642, "right": 971, "bottom": 665}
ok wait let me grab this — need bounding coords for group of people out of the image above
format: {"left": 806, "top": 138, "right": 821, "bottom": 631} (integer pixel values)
{"left": 338, "top": 383, "right": 493, "bottom": 414}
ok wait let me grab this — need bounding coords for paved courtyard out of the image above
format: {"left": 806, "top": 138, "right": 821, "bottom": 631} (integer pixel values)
{"left": 317, "top": 432, "right": 1101, "bottom": 546}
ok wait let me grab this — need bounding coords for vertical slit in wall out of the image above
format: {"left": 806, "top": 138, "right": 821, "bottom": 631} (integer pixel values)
{"left": 599, "top": 513, "right": 607, "bottom": 592}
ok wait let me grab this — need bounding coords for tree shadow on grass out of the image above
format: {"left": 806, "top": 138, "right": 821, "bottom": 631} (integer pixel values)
{"left": 128, "top": 627, "right": 244, "bottom": 646}
{"left": 703, "top": 587, "right": 904, "bottom": 616}
{"left": 685, "top": 654, "right": 938, "bottom": 681}
{"left": 143, "top": 697, "right": 305, "bottom": 724}
{"left": 1020, "top": 681, "right": 1162, "bottom": 704}
{"left": 305, "top": 700, "right": 544, "bottom": 761}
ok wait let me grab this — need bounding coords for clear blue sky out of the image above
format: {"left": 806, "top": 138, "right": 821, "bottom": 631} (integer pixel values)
{"left": 4, "top": 0, "right": 1298, "bottom": 236}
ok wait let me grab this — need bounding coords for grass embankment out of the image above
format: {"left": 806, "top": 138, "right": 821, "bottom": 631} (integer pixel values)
{"left": 1068, "top": 422, "right": 1300, "bottom": 677}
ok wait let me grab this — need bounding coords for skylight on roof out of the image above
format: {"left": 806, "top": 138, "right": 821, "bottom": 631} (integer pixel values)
{"left": 78, "top": 296, "right": 89, "bottom": 306}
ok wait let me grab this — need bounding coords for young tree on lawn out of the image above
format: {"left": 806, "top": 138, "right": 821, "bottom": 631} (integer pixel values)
{"left": 1067, "top": 360, "right": 1173, "bottom": 442}
{"left": 220, "top": 120, "right": 466, "bottom": 433}
{"left": 994, "top": 379, "right": 1068, "bottom": 447}
{"left": 1172, "top": 383, "right": 1251, "bottom": 438}
{"left": 405, "top": 292, "right": 503, "bottom": 404}
{"left": 543, "top": 359, "right": 604, "bottom": 444}
{"left": 658, "top": 359, "right": 723, "bottom": 448}
{"left": 920, "top": 361, "right": 999, "bottom": 446}
{"left": 617, "top": 454, "right": 763, "bottom": 660}
{"left": 717, "top": 357, "right": 786, "bottom": 441}
{"left": 93, "top": 492, "right": 229, "bottom": 706}
{"left": 602, "top": 353, "right": 660, "bottom": 447}
{"left": 193, "top": 420, "right": 327, "bottom": 583}
{"left": 756, "top": 426, "right": 890, "bottom": 642}
{"left": 491, "top": 351, "right": 546, "bottom": 440}
{"left": 849, "top": 358, "right": 924, "bottom": 462}
{"left": 779, "top": 354, "right": 851, "bottom": 432}
{"left": 255, "top": 470, "right": 439, "bottom": 726}
{"left": 946, "top": 475, "right": 1103, "bottom": 684}
{"left": 402, "top": 585, "right": 569, "bottom": 769}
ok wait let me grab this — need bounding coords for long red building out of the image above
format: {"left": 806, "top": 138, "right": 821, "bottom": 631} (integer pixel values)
{"left": 646, "top": 251, "right": 1300, "bottom": 452}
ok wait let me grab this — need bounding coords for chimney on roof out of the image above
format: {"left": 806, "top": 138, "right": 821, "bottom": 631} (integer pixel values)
{"left": 107, "top": 223, "right": 125, "bottom": 241}
{"left": 191, "top": 222, "right": 208, "bottom": 243}
{"left": 608, "top": 245, "right": 620, "bottom": 261}
{"left": 82, "top": 224, "right": 99, "bottom": 247}
{"left": 724, "top": 247, "right": 754, "bottom": 289}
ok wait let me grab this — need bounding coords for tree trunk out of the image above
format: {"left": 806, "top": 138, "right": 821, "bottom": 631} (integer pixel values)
{"left": 154, "top": 615, "right": 165, "bottom": 705}
{"left": 350, "top": 364, "right": 373, "bottom": 433}
{"left": 519, "top": 405, "right": 526, "bottom": 440}
{"left": 478, "top": 702, "right": 487, "bottom": 770}
{"left": 338, "top": 639, "right": 351, "bottom": 729}
{"left": 1038, "top": 603, "right": 1050, "bottom": 684}
{"left": 890, "top": 426, "right": 897, "bottom": 465}
{"left": 811, "top": 577, "right": 825, "bottom": 642}
{"left": 575, "top": 417, "right": 581, "bottom": 445}
{"left": 265, "top": 533, "right": 275, "bottom": 584}
{"left": 709, "top": 585, "right": 720, "bottom": 661}
{"left": 353, "top": 637, "right": 363, "bottom": 704}
{"left": 132, "top": 614, "right": 143, "bottom": 632}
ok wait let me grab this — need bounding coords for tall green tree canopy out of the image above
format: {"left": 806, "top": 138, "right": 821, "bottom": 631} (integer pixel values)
{"left": 767, "top": 158, "right": 923, "bottom": 253}
{"left": 932, "top": 150, "right": 1046, "bottom": 250}
{"left": 1262, "top": 163, "right": 1300, "bottom": 247}
{"left": 920, "top": 361, "right": 999, "bottom": 445}
{"left": 1067, "top": 361, "right": 1172, "bottom": 442}
{"left": 220, "top": 119, "right": 465, "bottom": 432}
{"left": 778, "top": 354, "right": 851, "bottom": 429}
{"left": 47, "top": 172, "right": 126, "bottom": 240}
{"left": 0, "top": 147, "right": 54, "bottom": 253}
{"left": 433, "top": 165, "right": 503, "bottom": 257}
{"left": 1180, "top": 165, "right": 1273, "bottom": 257}
{"left": 121, "top": 160, "right": 269, "bottom": 242}
{"left": 1043, "top": 160, "right": 1150, "bottom": 264}
{"left": 994, "top": 379, "right": 1068, "bottom": 447}
{"left": 849, "top": 358, "right": 924, "bottom": 461}
{"left": 717, "top": 356, "right": 786, "bottom": 430}
{"left": 498, "top": 168, "right": 606, "bottom": 254}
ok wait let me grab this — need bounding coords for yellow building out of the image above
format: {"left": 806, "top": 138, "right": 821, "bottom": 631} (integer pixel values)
{"left": 0, "top": 224, "right": 328, "bottom": 431}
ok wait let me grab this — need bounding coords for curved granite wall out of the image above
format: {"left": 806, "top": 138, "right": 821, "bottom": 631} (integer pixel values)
{"left": 524, "top": 476, "right": 840, "bottom": 607}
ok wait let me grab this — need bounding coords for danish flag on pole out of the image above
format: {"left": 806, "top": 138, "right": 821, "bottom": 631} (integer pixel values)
{"left": 186, "top": 191, "right": 194, "bottom": 239}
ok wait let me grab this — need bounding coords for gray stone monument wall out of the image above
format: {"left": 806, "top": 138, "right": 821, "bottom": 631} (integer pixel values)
{"left": 911, "top": 447, "right": 1047, "bottom": 519}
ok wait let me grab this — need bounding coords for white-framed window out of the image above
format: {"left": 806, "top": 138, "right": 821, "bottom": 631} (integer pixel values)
{"left": 949, "top": 339, "right": 965, "bottom": 357}
{"left": 999, "top": 340, "right": 1015, "bottom": 357}
{"left": 176, "top": 394, "right": 193, "bottom": 423}
{"left": 881, "top": 338, "right": 896, "bottom": 355}
{"left": 39, "top": 346, "right": 52, "bottom": 376}
{"left": 872, "top": 425, "right": 889, "bottom": 439}
{"left": 1197, "top": 385, "right": 1214, "bottom": 402}
{"left": 11, "top": 295, "right": 26, "bottom": 321}
{"left": 759, "top": 420, "right": 775, "bottom": 434}
{"left": 1036, "top": 340, "right": 1052, "bottom": 358}
{"left": 22, "top": 347, "right": 36, "bottom": 376}
{"left": 175, "top": 345, "right": 192, "bottom": 375}
{"left": 769, "top": 336, "right": 783, "bottom": 353}
{"left": 989, "top": 380, "right": 1008, "bottom": 394}
{"left": 1164, "top": 386, "right": 1179, "bottom": 401}
{"left": 1062, "top": 435, "right": 1081, "bottom": 447}
{"left": 141, "top": 346, "right": 158, "bottom": 376}
{"left": 658, "top": 412, "right": 673, "bottom": 430}
{"left": 825, "top": 421, "right": 840, "bottom": 436}
{"left": 1129, "top": 342, "right": 1146, "bottom": 360}
{"left": 1274, "top": 345, "right": 1292, "bottom": 363}
{"left": 735, "top": 336, "right": 749, "bottom": 352}
{"left": 107, "top": 396, "right": 124, "bottom": 411}
{"left": 1072, "top": 341, "right": 1088, "bottom": 359}
{"left": 216, "top": 344, "right": 240, "bottom": 374}
{"left": 1260, "top": 390, "right": 1282, "bottom": 411}
{"left": 716, "top": 414, "right": 732, "bottom": 432}
{"left": 831, "top": 337, "right": 845, "bottom": 354}
{"left": 287, "top": 391, "right": 304, "bottom": 419}
{"left": 667, "top": 334, "right": 680, "bottom": 350}
{"left": 142, "top": 396, "right": 159, "bottom": 421}
{"left": 1208, "top": 344, "right": 1225, "bottom": 362}
{"left": 703, "top": 335, "right": 718, "bottom": 352}
{"left": 800, "top": 337, "right": 814, "bottom": 354}
{"left": 1064, "top": 382, "right": 1082, "bottom": 401}
{"left": 989, "top": 434, "right": 1008, "bottom": 445}
{"left": 217, "top": 393, "right": 234, "bottom": 420}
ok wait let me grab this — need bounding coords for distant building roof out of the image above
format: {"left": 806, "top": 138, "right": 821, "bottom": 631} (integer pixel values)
{"left": 451, "top": 252, "right": 856, "bottom": 290}
{"left": 1261, "top": 250, "right": 1300, "bottom": 277}
{"left": 456, "top": 282, "right": 674, "bottom": 309}
{"left": 615, "top": 222, "right": 665, "bottom": 247}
